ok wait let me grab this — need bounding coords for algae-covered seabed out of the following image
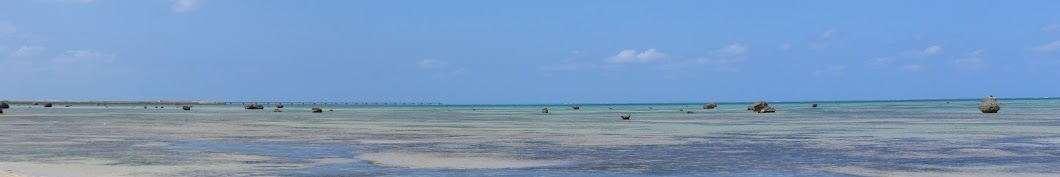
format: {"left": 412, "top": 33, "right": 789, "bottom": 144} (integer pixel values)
{"left": 1, "top": 100, "right": 1059, "bottom": 176}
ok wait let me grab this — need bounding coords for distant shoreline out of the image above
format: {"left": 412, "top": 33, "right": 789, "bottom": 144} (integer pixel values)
{"left": 0, "top": 100, "right": 225, "bottom": 105}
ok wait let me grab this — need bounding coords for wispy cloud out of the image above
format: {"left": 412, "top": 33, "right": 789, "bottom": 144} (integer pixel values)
{"left": 10, "top": 45, "right": 44, "bottom": 57}
{"left": 906, "top": 45, "right": 942, "bottom": 56}
{"left": 417, "top": 59, "right": 466, "bottom": 78}
{"left": 679, "top": 44, "right": 750, "bottom": 72}
{"left": 780, "top": 43, "right": 793, "bottom": 51}
{"left": 417, "top": 59, "right": 449, "bottom": 69}
{"left": 31, "top": 0, "right": 93, "bottom": 3}
{"left": 716, "top": 44, "right": 747, "bottom": 57}
{"left": 814, "top": 65, "right": 846, "bottom": 76}
{"left": 903, "top": 64, "right": 923, "bottom": 72}
{"left": 605, "top": 48, "right": 666, "bottom": 63}
{"left": 1032, "top": 41, "right": 1060, "bottom": 52}
{"left": 1044, "top": 24, "right": 1060, "bottom": 32}
{"left": 866, "top": 57, "right": 894, "bottom": 66}
{"left": 54, "top": 50, "right": 116, "bottom": 64}
{"left": 821, "top": 29, "right": 837, "bottom": 39}
{"left": 171, "top": 0, "right": 200, "bottom": 13}
{"left": 954, "top": 50, "right": 986, "bottom": 69}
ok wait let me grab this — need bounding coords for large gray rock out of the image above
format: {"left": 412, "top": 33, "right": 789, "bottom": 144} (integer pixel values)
{"left": 274, "top": 108, "right": 283, "bottom": 112}
{"left": 811, "top": 103, "right": 818, "bottom": 108}
{"left": 979, "top": 95, "right": 1000, "bottom": 113}
{"left": 703, "top": 102, "right": 717, "bottom": 109}
{"left": 182, "top": 106, "right": 192, "bottom": 111}
{"left": 541, "top": 108, "right": 549, "bottom": 114}
{"left": 245, "top": 104, "right": 264, "bottom": 109}
{"left": 311, "top": 107, "right": 323, "bottom": 113}
{"left": 1, "top": 102, "right": 9, "bottom": 109}
{"left": 276, "top": 105, "right": 284, "bottom": 108}
{"left": 44, "top": 103, "right": 53, "bottom": 108}
{"left": 751, "top": 101, "right": 776, "bottom": 113}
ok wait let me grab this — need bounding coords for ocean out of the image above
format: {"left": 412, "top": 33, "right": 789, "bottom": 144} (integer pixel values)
{"left": 1, "top": 98, "right": 1059, "bottom": 176}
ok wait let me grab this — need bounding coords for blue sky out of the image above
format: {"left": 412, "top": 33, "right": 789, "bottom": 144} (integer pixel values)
{"left": 1, "top": 0, "right": 1059, "bottom": 104}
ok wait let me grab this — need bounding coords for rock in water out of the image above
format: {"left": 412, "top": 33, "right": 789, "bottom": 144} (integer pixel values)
{"left": 751, "top": 101, "right": 776, "bottom": 113}
{"left": 979, "top": 95, "right": 1000, "bottom": 113}
{"left": 811, "top": 103, "right": 818, "bottom": 108}
{"left": 541, "top": 108, "right": 549, "bottom": 114}
{"left": 311, "top": 107, "right": 323, "bottom": 113}
{"left": 620, "top": 114, "right": 631, "bottom": 120}
{"left": 182, "top": 106, "right": 191, "bottom": 111}
{"left": 276, "top": 105, "right": 284, "bottom": 108}
{"left": 44, "top": 103, "right": 53, "bottom": 108}
{"left": 245, "top": 104, "right": 265, "bottom": 109}
{"left": 571, "top": 105, "right": 580, "bottom": 110}
{"left": 703, "top": 102, "right": 717, "bottom": 109}
{"left": 1, "top": 102, "right": 9, "bottom": 109}
{"left": 273, "top": 108, "right": 283, "bottom": 112}
{"left": 686, "top": 111, "right": 695, "bottom": 114}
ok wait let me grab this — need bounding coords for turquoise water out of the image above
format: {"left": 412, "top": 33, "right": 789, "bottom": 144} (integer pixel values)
{"left": 1, "top": 98, "right": 1059, "bottom": 176}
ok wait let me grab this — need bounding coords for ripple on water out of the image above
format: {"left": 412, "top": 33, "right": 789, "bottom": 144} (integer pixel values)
{"left": 356, "top": 152, "right": 572, "bottom": 169}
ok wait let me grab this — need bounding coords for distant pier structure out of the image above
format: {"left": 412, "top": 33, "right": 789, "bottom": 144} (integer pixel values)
{"left": 224, "top": 102, "right": 443, "bottom": 106}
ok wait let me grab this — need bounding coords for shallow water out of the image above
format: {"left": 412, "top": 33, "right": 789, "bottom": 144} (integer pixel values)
{"left": 1, "top": 98, "right": 1059, "bottom": 176}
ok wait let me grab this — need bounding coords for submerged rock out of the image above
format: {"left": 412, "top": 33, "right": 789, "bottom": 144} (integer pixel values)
{"left": 811, "top": 103, "right": 818, "bottom": 108}
{"left": 276, "top": 105, "right": 284, "bottom": 108}
{"left": 703, "top": 102, "right": 717, "bottom": 109}
{"left": 686, "top": 111, "right": 694, "bottom": 114}
{"left": 979, "top": 95, "right": 1000, "bottom": 113}
{"left": 64, "top": 105, "right": 71, "bottom": 107}
{"left": 311, "top": 107, "right": 323, "bottom": 113}
{"left": 273, "top": 108, "right": 283, "bottom": 112}
{"left": 541, "top": 108, "right": 549, "bottom": 114}
{"left": 44, "top": 103, "right": 53, "bottom": 108}
{"left": 750, "top": 101, "right": 776, "bottom": 113}
{"left": 620, "top": 114, "right": 631, "bottom": 120}
{"left": 1, "top": 102, "right": 9, "bottom": 109}
{"left": 571, "top": 105, "right": 580, "bottom": 110}
{"left": 182, "top": 106, "right": 191, "bottom": 111}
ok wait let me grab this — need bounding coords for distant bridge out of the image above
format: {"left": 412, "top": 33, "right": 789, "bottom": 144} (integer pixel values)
{"left": 224, "top": 102, "right": 443, "bottom": 105}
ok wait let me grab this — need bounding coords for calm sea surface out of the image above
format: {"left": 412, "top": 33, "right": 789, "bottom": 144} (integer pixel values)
{"left": 1, "top": 98, "right": 1059, "bottom": 176}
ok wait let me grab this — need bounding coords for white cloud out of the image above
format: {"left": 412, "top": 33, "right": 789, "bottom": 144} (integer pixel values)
{"left": 903, "top": 64, "right": 922, "bottom": 72}
{"left": 417, "top": 59, "right": 448, "bottom": 69}
{"left": 10, "top": 45, "right": 44, "bottom": 57}
{"left": 808, "top": 43, "right": 825, "bottom": 50}
{"left": 171, "top": 0, "right": 200, "bottom": 13}
{"left": 906, "top": 45, "right": 942, "bottom": 56}
{"left": 780, "top": 43, "right": 793, "bottom": 51}
{"left": 1032, "top": 41, "right": 1060, "bottom": 52}
{"left": 821, "top": 29, "right": 837, "bottom": 39}
{"left": 716, "top": 44, "right": 747, "bottom": 57}
{"left": 815, "top": 65, "right": 846, "bottom": 75}
{"left": 54, "top": 50, "right": 115, "bottom": 64}
{"left": 605, "top": 48, "right": 666, "bottom": 63}
{"left": 867, "top": 57, "right": 894, "bottom": 66}
{"left": 681, "top": 44, "right": 751, "bottom": 72}
{"left": 954, "top": 50, "right": 986, "bottom": 69}
{"left": 1044, "top": 24, "right": 1060, "bottom": 32}
{"left": 32, "top": 0, "right": 93, "bottom": 3}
